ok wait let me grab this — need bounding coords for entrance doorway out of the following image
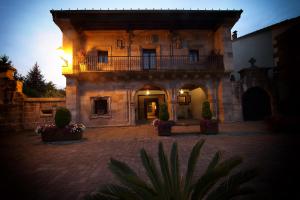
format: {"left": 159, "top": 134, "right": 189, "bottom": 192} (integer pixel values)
{"left": 242, "top": 87, "right": 271, "bottom": 121}
{"left": 144, "top": 98, "right": 159, "bottom": 119}
{"left": 135, "top": 84, "right": 167, "bottom": 122}
{"left": 138, "top": 94, "right": 165, "bottom": 120}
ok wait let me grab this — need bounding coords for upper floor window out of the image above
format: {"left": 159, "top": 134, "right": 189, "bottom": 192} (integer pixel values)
{"left": 142, "top": 49, "right": 156, "bottom": 70}
{"left": 189, "top": 50, "right": 199, "bottom": 63}
{"left": 98, "top": 51, "right": 108, "bottom": 63}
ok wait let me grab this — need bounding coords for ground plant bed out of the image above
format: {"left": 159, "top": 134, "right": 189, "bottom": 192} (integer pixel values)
{"left": 36, "top": 123, "right": 85, "bottom": 142}
{"left": 156, "top": 122, "right": 172, "bottom": 136}
{"left": 41, "top": 128, "right": 82, "bottom": 142}
{"left": 200, "top": 101, "right": 219, "bottom": 134}
{"left": 153, "top": 119, "right": 174, "bottom": 136}
{"left": 200, "top": 119, "right": 219, "bottom": 134}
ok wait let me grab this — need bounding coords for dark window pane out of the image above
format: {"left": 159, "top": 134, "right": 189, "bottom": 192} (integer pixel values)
{"left": 189, "top": 50, "right": 199, "bottom": 62}
{"left": 94, "top": 99, "right": 108, "bottom": 115}
{"left": 41, "top": 109, "right": 53, "bottom": 115}
{"left": 142, "top": 49, "right": 156, "bottom": 69}
{"left": 98, "top": 51, "right": 108, "bottom": 63}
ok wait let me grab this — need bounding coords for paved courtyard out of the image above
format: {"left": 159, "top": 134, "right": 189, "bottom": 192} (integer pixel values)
{"left": 0, "top": 122, "right": 299, "bottom": 200}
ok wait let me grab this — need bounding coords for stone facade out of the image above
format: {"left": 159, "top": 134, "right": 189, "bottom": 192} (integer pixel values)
{"left": 65, "top": 74, "right": 238, "bottom": 126}
{"left": 51, "top": 9, "right": 243, "bottom": 127}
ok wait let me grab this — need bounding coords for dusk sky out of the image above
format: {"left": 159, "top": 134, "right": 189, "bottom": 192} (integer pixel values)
{"left": 1, "top": 0, "right": 299, "bottom": 88}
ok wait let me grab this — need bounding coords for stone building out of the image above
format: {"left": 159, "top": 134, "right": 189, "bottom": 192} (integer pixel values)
{"left": 51, "top": 9, "right": 243, "bottom": 127}
{"left": 232, "top": 16, "right": 300, "bottom": 120}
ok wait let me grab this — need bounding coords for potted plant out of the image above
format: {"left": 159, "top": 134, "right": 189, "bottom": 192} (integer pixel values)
{"left": 36, "top": 107, "right": 85, "bottom": 142}
{"left": 152, "top": 103, "right": 174, "bottom": 136}
{"left": 200, "top": 101, "right": 219, "bottom": 134}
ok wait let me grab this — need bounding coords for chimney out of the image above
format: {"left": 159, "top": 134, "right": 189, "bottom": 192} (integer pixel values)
{"left": 232, "top": 30, "right": 237, "bottom": 40}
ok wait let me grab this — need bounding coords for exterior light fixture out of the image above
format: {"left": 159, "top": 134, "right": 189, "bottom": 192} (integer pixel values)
{"left": 146, "top": 90, "right": 150, "bottom": 95}
{"left": 180, "top": 89, "right": 184, "bottom": 94}
{"left": 57, "top": 47, "right": 72, "bottom": 67}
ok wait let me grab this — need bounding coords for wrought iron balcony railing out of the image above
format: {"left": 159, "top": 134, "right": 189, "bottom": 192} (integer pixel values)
{"left": 70, "top": 55, "right": 223, "bottom": 73}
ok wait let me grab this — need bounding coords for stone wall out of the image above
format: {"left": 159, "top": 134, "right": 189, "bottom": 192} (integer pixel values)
{"left": 0, "top": 72, "right": 66, "bottom": 131}
{"left": 0, "top": 96, "right": 66, "bottom": 132}
{"left": 23, "top": 98, "right": 66, "bottom": 130}
{"left": 0, "top": 91, "right": 25, "bottom": 132}
{"left": 80, "top": 30, "right": 215, "bottom": 57}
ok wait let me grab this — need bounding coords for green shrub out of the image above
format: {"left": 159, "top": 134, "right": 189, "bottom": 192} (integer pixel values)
{"left": 159, "top": 103, "right": 169, "bottom": 121}
{"left": 202, "top": 101, "right": 212, "bottom": 120}
{"left": 55, "top": 107, "right": 71, "bottom": 128}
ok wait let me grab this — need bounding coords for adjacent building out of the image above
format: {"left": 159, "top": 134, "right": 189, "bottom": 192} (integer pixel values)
{"left": 232, "top": 16, "right": 300, "bottom": 120}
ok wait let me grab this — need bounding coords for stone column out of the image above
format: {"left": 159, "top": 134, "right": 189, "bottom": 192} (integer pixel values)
{"left": 66, "top": 78, "right": 79, "bottom": 122}
{"left": 212, "top": 79, "right": 219, "bottom": 119}
{"left": 214, "top": 25, "right": 234, "bottom": 72}
{"left": 217, "top": 74, "right": 235, "bottom": 122}
{"left": 0, "top": 77, "right": 25, "bottom": 131}
{"left": 231, "top": 81, "right": 243, "bottom": 121}
{"left": 168, "top": 88, "right": 178, "bottom": 121}
{"left": 128, "top": 89, "right": 136, "bottom": 126}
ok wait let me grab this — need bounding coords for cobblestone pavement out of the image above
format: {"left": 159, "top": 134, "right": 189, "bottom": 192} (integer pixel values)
{"left": 0, "top": 122, "right": 299, "bottom": 200}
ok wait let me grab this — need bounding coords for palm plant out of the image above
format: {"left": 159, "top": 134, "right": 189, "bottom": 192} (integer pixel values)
{"left": 86, "top": 139, "right": 257, "bottom": 200}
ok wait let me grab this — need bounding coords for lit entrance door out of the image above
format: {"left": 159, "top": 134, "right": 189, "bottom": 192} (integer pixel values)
{"left": 144, "top": 98, "right": 159, "bottom": 119}
{"left": 142, "top": 49, "right": 156, "bottom": 70}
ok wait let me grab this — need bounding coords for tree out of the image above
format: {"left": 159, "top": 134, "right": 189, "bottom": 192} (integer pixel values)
{"left": 23, "top": 62, "right": 47, "bottom": 97}
{"left": 202, "top": 101, "right": 212, "bottom": 120}
{"left": 23, "top": 63, "right": 65, "bottom": 97}
{"left": 44, "top": 82, "right": 65, "bottom": 97}
{"left": 86, "top": 139, "right": 257, "bottom": 200}
{"left": 0, "top": 55, "right": 12, "bottom": 66}
{"left": 0, "top": 55, "right": 13, "bottom": 71}
{"left": 159, "top": 103, "right": 170, "bottom": 121}
{"left": 0, "top": 54, "right": 24, "bottom": 81}
{"left": 14, "top": 71, "right": 25, "bottom": 81}
{"left": 1, "top": 56, "right": 65, "bottom": 97}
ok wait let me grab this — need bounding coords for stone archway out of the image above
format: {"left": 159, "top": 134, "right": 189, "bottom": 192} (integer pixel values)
{"left": 242, "top": 87, "right": 272, "bottom": 121}
{"left": 134, "top": 84, "right": 168, "bottom": 122}
{"left": 176, "top": 84, "right": 207, "bottom": 121}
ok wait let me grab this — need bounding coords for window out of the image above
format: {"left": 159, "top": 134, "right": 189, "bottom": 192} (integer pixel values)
{"left": 142, "top": 49, "right": 156, "bottom": 70}
{"left": 40, "top": 109, "right": 53, "bottom": 117}
{"left": 98, "top": 51, "right": 108, "bottom": 63}
{"left": 189, "top": 50, "right": 199, "bottom": 63}
{"left": 91, "top": 97, "right": 111, "bottom": 118}
{"left": 116, "top": 40, "right": 125, "bottom": 49}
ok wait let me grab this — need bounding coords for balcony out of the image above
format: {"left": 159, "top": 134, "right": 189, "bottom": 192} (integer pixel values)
{"left": 67, "top": 54, "right": 224, "bottom": 74}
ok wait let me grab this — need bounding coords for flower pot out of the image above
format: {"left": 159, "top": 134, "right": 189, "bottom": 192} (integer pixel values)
{"left": 200, "top": 119, "right": 219, "bottom": 134}
{"left": 154, "top": 120, "right": 174, "bottom": 136}
{"left": 41, "top": 128, "right": 83, "bottom": 142}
